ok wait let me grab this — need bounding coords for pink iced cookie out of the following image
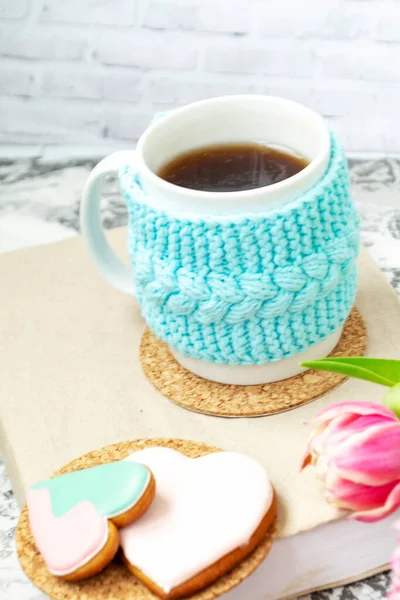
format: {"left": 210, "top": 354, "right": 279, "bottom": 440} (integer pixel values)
{"left": 27, "top": 460, "right": 155, "bottom": 581}
{"left": 27, "top": 488, "right": 109, "bottom": 577}
{"left": 120, "top": 447, "right": 276, "bottom": 599}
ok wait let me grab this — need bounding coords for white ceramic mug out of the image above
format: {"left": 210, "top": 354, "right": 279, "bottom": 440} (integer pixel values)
{"left": 81, "top": 95, "right": 340, "bottom": 385}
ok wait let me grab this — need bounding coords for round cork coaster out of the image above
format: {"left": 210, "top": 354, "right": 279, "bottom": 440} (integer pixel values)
{"left": 16, "top": 438, "right": 277, "bottom": 600}
{"left": 140, "top": 307, "right": 367, "bottom": 418}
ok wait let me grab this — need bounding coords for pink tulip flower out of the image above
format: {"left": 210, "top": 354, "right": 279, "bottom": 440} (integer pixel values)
{"left": 301, "top": 401, "right": 400, "bottom": 522}
{"left": 388, "top": 523, "right": 400, "bottom": 600}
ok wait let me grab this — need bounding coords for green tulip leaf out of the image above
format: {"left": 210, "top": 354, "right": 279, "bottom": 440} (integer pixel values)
{"left": 300, "top": 357, "right": 400, "bottom": 387}
{"left": 384, "top": 383, "right": 400, "bottom": 418}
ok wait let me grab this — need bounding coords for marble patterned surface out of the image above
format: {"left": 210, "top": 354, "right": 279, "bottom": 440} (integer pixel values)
{"left": 0, "top": 157, "right": 399, "bottom": 599}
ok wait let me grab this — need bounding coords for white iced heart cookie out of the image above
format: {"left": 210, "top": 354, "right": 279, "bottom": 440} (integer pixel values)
{"left": 120, "top": 447, "right": 276, "bottom": 600}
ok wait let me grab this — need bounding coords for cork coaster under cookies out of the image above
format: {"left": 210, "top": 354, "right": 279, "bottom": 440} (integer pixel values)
{"left": 140, "top": 307, "right": 367, "bottom": 418}
{"left": 16, "top": 438, "right": 277, "bottom": 600}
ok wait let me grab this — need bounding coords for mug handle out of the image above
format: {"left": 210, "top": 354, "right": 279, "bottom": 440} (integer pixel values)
{"left": 80, "top": 151, "right": 137, "bottom": 296}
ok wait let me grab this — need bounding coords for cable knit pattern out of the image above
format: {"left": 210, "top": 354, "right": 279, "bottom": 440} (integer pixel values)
{"left": 120, "top": 132, "right": 360, "bottom": 365}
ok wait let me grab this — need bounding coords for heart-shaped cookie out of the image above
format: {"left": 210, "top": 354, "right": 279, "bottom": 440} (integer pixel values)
{"left": 120, "top": 447, "right": 275, "bottom": 600}
{"left": 27, "top": 460, "right": 155, "bottom": 581}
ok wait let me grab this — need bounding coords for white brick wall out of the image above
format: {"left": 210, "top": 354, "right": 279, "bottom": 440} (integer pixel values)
{"left": 1, "top": 0, "right": 400, "bottom": 154}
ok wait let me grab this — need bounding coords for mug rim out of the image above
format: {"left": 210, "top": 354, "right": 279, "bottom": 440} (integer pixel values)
{"left": 135, "top": 95, "right": 331, "bottom": 202}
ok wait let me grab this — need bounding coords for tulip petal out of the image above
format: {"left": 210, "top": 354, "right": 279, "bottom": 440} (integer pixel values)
{"left": 344, "top": 414, "right": 397, "bottom": 431}
{"left": 349, "top": 481, "right": 400, "bottom": 522}
{"left": 387, "top": 585, "right": 400, "bottom": 600}
{"left": 315, "top": 452, "right": 332, "bottom": 482}
{"left": 303, "top": 414, "right": 353, "bottom": 458}
{"left": 300, "top": 452, "right": 312, "bottom": 470}
{"left": 325, "top": 472, "right": 399, "bottom": 511}
{"left": 318, "top": 414, "right": 391, "bottom": 454}
{"left": 303, "top": 414, "right": 393, "bottom": 473}
{"left": 312, "top": 401, "right": 398, "bottom": 425}
{"left": 332, "top": 422, "right": 400, "bottom": 485}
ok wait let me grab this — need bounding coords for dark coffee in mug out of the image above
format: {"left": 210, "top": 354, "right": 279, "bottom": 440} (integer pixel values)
{"left": 157, "top": 143, "right": 308, "bottom": 193}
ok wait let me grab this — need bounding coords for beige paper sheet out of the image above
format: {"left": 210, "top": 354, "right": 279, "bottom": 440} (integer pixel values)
{"left": 0, "top": 229, "right": 399, "bottom": 540}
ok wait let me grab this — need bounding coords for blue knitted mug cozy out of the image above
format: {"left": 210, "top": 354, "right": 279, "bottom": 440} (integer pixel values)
{"left": 120, "top": 132, "right": 360, "bottom": 366}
